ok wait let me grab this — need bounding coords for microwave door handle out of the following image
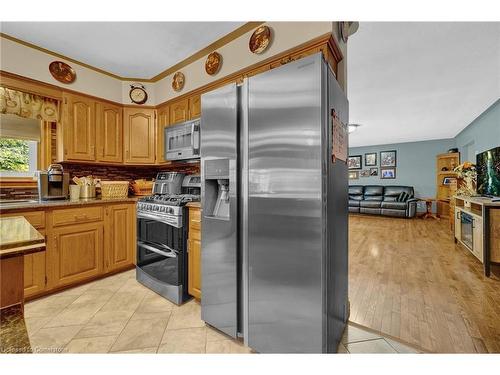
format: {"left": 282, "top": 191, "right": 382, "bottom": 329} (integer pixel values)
{"left": 138, "top": 241, "right": 177, "bottom": 258}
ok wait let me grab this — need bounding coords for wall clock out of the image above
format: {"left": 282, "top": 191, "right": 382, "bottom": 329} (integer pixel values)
{"left": 129, "top": 84, "right": 148, "bottom": 105}
{"left": 172, "top": 72, "right": 185, "bottom": 92}
{"left": 49, "top": 61, "right": 76, "bottom": 84}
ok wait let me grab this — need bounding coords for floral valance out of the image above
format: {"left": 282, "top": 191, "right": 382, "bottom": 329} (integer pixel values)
{"left": 0, "top": 86, "right": 59, "bottom": 122}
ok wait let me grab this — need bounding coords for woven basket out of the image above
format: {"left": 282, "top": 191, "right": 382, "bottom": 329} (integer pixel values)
{"left": 131, "top": 179, "right": 154, "bottom": 196}
{"left": 100, "top": 181, "right": 129, "bottom": 199}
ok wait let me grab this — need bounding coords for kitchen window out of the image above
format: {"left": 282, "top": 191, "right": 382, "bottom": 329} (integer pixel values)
{"left": 0, "top": 113, "right": 41, "bottom": 179}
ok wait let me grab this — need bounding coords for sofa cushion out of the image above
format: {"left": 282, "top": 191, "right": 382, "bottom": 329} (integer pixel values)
{"left": 360, "top": 200, "right": 382, "bottom": 208}
{"left": 383, "top": 186, "right": 414, "bottom": 199}
{"left": 349, "top": 185, "right": 364, "bottom": 201}
{"left": 349, "top": 199, "right": 361, "bottom": 207}
{"left": 364, "top": 186, "right": 384, "bottom": 196}
{"left": 360, "top": 207, "right": 381, "bottom": 215}
{"left": 381, "top": 201, "right": 407, "bottom": 210}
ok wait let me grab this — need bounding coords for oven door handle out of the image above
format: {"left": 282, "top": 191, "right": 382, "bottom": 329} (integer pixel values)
{"left": 138, "top": 241, "right": 177, "bottom": 258}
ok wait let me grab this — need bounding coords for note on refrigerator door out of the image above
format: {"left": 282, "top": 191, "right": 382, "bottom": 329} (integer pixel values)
{"left": 331, "top": 108, "right": 347, "bottom": 163}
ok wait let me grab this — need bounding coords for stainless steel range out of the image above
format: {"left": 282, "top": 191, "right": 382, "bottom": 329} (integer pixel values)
{"left": 136, "top": 172, "right": 200, "bottom": 305}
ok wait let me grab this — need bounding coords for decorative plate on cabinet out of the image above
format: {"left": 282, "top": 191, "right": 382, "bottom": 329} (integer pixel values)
{"left": 49, "top": 61, "right": 76, "bottom": 84}
{"left": 249, "top": 26, "right": 271, "bottom": 54}
{"left": 205, "top": 52, "right": 222, "bottom": 75}
{"left": 172, "top": 72, "right": 185, "bottom": 92}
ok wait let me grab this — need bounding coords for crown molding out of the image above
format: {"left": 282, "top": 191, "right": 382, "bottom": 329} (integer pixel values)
{"left": 0, "top": 22, "right": 264, "bottom": 83}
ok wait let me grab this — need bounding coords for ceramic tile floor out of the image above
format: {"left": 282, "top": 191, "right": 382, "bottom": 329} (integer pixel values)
{"left": 24, "top": 270, "right": 421, "bottom": 354}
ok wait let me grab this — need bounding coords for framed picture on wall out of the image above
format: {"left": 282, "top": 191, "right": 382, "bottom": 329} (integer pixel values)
{"left": 360, "top": 170, "right": 370, "bottom": 177}
{"left": 348, "top": 155, "right": 362, "bottom": 170}
{"left": 381, "top": 167, "right": 396, "bottom": 179}
{"left": 370, "top": 167, "right": 378, "bottom": 176}
{"left": 365, "top": 152, "right": 377, "bottom": 166}
{"left": 348, "top": 171, "right": 359, "bottom": 180}
{"left": 443, "top": 177, "right": 455, "bottom": 185}
{"left": 380, "top": 150, "right": 397, "bottom": 167}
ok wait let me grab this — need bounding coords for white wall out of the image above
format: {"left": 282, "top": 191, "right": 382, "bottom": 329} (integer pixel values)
{"left": 0, "top": 36, "right": 125, "bottom": 103}
{"left": 153, "top": 22, "right": 341, "bottom": 104}
{"left": 1, "top": 22, "right": 346, "bottom": 106}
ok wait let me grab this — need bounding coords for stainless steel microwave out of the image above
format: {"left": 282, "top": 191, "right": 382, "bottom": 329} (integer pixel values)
{"left": 164, "top": 119, "right": 200, "bottom": 161}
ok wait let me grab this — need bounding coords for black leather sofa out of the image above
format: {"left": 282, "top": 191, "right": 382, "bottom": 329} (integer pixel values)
{"left": 349, "top": 185, "right": 418, "bottom": 218}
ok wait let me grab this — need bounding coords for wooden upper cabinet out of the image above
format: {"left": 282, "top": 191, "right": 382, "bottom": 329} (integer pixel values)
{"left": 104, "top": 204, "right": 135, "bottom": 272}
{"left": 62, "top": 93, "right": 96, "bottom": 161}
{"left": 188, "top": 95, "right": 201, "bottom": 119}
{"left": 156, "top": 104, "right": 170, "bottom": 164}
{"left": 123, "top": 108, "right": 156, "bottom": 164}
{"left": 170, "top": 98, "right": 189, "bottom": 125}
{"left": 96, "top": 101, "right": 123, "bottom": 163}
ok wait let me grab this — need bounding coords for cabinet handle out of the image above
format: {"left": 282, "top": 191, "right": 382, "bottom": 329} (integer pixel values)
{"left": 75, "top": 214, "right": 88, "bottom": 220}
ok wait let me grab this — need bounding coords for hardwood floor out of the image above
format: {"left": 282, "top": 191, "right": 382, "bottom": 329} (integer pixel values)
{"left": 348, "top": 214, "right": 500, "bottom": 353}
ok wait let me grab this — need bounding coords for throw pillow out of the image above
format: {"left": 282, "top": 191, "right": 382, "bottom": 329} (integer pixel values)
{"left": 397, "top": 192, "right": 409, "bottom": 202}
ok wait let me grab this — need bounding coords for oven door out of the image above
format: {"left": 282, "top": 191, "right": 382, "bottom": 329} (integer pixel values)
{"left": 137, "top": 241, "right": 182, "bottom": 286}
{"left": 136, "top": 216, "right": 186, "bottom": 287}
{"left": 165, "top": 120, "right": 200, "bottom": 161}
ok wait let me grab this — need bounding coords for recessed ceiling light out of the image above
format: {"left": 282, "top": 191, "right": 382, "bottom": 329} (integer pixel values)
{"left": 348, "top": 123, "right": 362, "bottom": 133}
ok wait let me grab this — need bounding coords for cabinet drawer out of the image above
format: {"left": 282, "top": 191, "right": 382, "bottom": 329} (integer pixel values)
{"left": 2, "top": 211, "right": 45, "bottom": 229}
{"left": 52, "top": 206, "right": 103, "bottom": 227}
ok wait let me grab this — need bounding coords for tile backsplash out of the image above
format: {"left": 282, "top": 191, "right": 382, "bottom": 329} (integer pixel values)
{"left": 0, "top": 162, "right": 200, "bottom": 200}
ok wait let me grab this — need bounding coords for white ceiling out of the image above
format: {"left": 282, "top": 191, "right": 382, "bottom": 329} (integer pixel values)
{"left": 348, "top": 22, "right": 500, "bottom": 148}
{"left": 0, "top": 22, "right": 244, "bottom": 78}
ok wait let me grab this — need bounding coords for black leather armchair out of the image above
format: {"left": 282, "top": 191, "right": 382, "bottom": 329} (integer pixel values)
{"left": 349, "top": 185, "right": 418, "bottom": 218}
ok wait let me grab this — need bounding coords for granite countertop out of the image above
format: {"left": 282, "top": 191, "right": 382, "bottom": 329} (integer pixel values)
{"left": 0, "top": 196, "right": 139, "bottom": 213}
{"left": 0, "top": 216, "right": 46, "bottom": 258}
{"left": 0, "top": 305, "right": 31, "bottom": 354}
{"left": 186, "top": 202, "right": 201, "bottom": 208}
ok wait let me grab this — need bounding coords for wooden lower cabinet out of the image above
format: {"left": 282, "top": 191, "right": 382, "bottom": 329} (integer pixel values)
{"left": 1, "top": 202, "right": 137, "bottom": 299}
{"left": 187, "top": 206, "right": 201, "bottom": 300}
{"left": 51, "top": 222, "right": 104, "bottom": 288}
{"left": 104, "top": 204, "right": 136, "bottom": 272}
{"left": 188, "top": 238, "right": 201, "bottom": 299}
{"left": 24, "top": 230, "right": 47, "bottom": 298}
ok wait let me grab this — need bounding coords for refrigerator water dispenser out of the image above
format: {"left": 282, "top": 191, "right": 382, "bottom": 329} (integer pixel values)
{"left": 204, "top": 159, "right": 230, "bottom": 220}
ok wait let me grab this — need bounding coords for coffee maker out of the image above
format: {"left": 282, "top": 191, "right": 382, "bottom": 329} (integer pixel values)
{"left": 37, "top": 164, "right": 69, "bottom": 200}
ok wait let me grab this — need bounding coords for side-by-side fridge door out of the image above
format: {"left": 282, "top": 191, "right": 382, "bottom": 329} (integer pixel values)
{"left": 200, "top": 83, "right": 239, "bottom": 338}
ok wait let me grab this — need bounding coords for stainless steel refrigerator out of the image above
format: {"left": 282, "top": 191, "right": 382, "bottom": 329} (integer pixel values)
{"left": 200, "top": 53, "right": 349, "bottom": 353}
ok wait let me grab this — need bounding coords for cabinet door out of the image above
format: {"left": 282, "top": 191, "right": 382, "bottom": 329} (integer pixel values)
{"left": 104, "top": 204, "right": 135, "bottom": 272}
{"left": 156, "top": 104, "right": 170, "bottom": 164}
{"left": 472, "top": 217, "right": 483, "bottom": 262}
{"left": 170, "top": 99, "right": 189, "bottom": 125}
{"left": 188, "top": 95, "right": 201, "bottom": 119}
{"left": 454, "top": 208, "right": 461, "bottom": 240}
{"left": 24, "top": 230, "right": 46, "bottom": 298}
{"left": 188, "top": 238, "right": 201, "bottom": 300}
{"left": 62, "top": 93, "right": 96, "bottom": 161}
{"left": 96, "top": 101, "right": 123, "bottom": 163}
{"left": 123, "top": 108, "right": 156, "bottom": 164}
{"left": 52, "top": 222, "right": 103, "bottom": 288}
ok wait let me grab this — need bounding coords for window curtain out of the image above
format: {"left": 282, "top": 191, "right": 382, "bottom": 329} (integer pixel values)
{"left": 0, "top": 86, "right": 59, "bottom": 122}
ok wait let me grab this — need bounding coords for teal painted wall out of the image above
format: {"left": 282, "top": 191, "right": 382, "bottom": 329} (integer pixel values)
{"left": 454, "top": 99, "right": 500, "bottom": 163}
{"left": 348, "top": 99, "right": 500, "bottom": 200}
{"left": 348, "top": 139, "right": 456, "bottom": 199}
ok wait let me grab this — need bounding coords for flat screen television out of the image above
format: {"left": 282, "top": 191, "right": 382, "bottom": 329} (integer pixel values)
{"left": 476, "top": 146, "right": 500, "bottom": 198}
